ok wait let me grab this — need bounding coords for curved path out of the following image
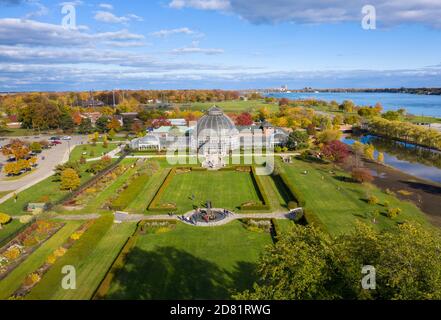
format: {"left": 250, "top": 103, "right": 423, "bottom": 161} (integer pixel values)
{"left": 113, "top": 208, "right": 303, "bottom": 227}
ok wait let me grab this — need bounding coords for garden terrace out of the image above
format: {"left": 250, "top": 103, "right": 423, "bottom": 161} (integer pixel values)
{"left": 104, "top": 220, "right": 272, "bottom": 299}
{"left": 148, "top": 166, "right": 270, "bottom": 214}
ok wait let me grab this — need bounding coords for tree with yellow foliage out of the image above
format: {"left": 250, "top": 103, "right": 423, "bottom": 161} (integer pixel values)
{"left": 60, "top": 168, "right": 81, "bottom": 191}
{"left": 0, "top": 212, "right": 11, "bottom": 229}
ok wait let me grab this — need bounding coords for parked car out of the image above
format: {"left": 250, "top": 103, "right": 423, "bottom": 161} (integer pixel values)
{"left": 49, "top": 136, "right": 61, "bottom": 141}
{"left": 51, "top": 140, "right": 62, "bottom": 145}
{"left": 61, "top": 136, "right": 72, "bottom": 140}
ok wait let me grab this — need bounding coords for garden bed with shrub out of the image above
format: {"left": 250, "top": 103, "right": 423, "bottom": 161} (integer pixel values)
{"left": 0, "top": 221, "right": 64, "bottom": 281}
{"left": 10, "top": 220, "right": 94, "bottom": 299}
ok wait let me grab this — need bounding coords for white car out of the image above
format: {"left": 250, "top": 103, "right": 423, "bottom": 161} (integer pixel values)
{"left": 61, "top": 136, "right": 72, "bottom": 140}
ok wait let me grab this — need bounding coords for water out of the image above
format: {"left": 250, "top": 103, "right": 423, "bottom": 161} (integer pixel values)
{"left": 342, "top": 135, "right": 441, "bottom": 184}
{"left": 267, "top": 92, "right": 441, "bottom": 118}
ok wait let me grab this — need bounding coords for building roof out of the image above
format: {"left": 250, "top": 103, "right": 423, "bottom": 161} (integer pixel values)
{"left": 132, "top": 135, "right": 160, "bottom": 145}
{"left": 196, "top": 106, "right": 237, "bottom": 135}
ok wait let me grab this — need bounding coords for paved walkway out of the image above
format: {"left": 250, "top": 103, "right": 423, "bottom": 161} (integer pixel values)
{"left": 113, "top": 208, "right": 303, "bottom": 227}
{"left": 86, "top": 144, "right": 125, "bottom": 162}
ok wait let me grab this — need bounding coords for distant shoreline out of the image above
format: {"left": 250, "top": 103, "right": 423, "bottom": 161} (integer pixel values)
{"left": 259, "top": 88, "right": 441, "bottom": 95}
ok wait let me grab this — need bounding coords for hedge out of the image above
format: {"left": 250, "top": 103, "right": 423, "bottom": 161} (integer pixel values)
{"left": 302, "top": 207, "right": 325, "bottom": 230}
{"left": 241, "top": 167, "right": 270, "bottom": 211}
{"left": 275, "top": 171, "right": 304, "bottom": 207}
{"left": 110, "top": 174, "right": 150, "bottom": 211}
{"left": 147, "top": 168, "right": 177, "bottom": 212}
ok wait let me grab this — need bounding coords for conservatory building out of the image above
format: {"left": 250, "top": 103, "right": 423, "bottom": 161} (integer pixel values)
{"left": 191, "top": 106, "right": 239, "bottom": 168}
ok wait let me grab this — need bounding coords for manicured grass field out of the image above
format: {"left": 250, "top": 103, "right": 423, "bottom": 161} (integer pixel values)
{"left": 0, "top": 221, "right": 83, "bottom": 299}
{"left": 157, "top": 170, "right": 262, "bottom": 213}
{"left": 105, "top": 221, "right": 272, "bottom": 299}
{"left": 127, "top": 168, "right": 170, "bottom": 213}
{"left": 178, "top": 99, "right": 280, "bottom": 113}
{"left": 44, "top": 222, "right": 137, "bottom": 300}
{"left": 280, "top": 158, "right": 428, "bottom": 235}
{"left": 69, "top": 143, "right": 118, "bottom": 162}
{"left": 0, "top": 165, "right": 94, "bottom": 216}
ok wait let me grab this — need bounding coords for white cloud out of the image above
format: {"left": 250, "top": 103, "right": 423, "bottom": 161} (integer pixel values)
{"left": 94, "top": 11, "right": 143, "bottom": 24}
{"left": 99, "top": 3, "right": 113, "bottom": 10}
{"left": 150, "top": 27, "right": 200, "bottom": 37}
{"left": 59, "top": 0, "right": 83, "bottom": 6}
{"left": 24, "top": 1, "right": 48, "bottom": 19}
{"left": 171, "top": 41, "right": 224, "bottom": 55}
{"left": 169, "top": 0, "right": 230, "bottom": 10}
{"left": 0, "top": 18, "right": 144, "bottom": 46}
{"left": 168, "top": 0, "right": 441, "bottom": 28}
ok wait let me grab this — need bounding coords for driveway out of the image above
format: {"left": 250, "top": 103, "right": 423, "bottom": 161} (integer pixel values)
{"left": 0, "top": 135, "right": 87, "bottom": 201}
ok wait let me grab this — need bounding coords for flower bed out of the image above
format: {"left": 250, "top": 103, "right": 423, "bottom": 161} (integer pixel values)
{"left": 10, "top": 220, "right": 94, "bottom": 299}
{"left": 0, "top": 221, "right": 64, "bottom": 281}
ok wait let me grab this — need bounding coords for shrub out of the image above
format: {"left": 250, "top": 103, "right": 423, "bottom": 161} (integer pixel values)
{"left": 4, "top": 246, "right": 21, "bottom": 260}
{"left": 351, "top": 167, "right": 374, "bottom": 183}
{"left": 367, "top": 195, "right": 379, "bottom": 205}
{"left": 24, "top": 273, "right": 41, "bottom": 287}
{"left": 19, "top": 215, "right": 33, "bottom": 224}
{"left": 0, "top": 212, "right": 12, "bottom": 228}
{"left": 387, "top": 207, "right": 402, "bottom": 219}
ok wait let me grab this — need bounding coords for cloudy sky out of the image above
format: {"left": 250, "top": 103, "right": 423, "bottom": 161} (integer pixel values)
{"left": 1, "top": 0, "right": 441, "bottom": 91}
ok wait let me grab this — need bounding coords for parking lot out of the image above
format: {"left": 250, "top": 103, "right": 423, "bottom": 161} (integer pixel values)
{"left": 0, "top": 135, "right": 87, "bottom": 194}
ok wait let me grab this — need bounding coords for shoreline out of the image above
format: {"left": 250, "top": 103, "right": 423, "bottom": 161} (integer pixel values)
{"left": 342, "top": 155, "right": 441, "bottom": 227}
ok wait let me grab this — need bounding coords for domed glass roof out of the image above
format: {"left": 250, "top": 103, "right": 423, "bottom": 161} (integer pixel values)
{"left": 196, "top": 106, "right": 237, "bottom": 135}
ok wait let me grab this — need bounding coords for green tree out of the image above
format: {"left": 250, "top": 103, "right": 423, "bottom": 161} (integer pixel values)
{"left": 95, "top": 116, "right": 110, "bottom": 133}
{"left": 78, "top": 118, "right": 93, "bottom": 134}
{"left": 286, "top": 130, "right": 309, "bottom": 150}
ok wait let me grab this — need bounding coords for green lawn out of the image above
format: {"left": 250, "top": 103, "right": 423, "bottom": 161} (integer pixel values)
{"left": 0, "top": 166, "right": 94, "bottom": 216}
{"left": 127, "top": 168, "right": 170, "bottom": 213}
{"left": 0, "top": 219, "right": 24, "bottom": 246}
{"left": 177, "top": 99, "right": 280, "bottom": 113}
{"left": 157, "top": 170, "right": 261, "bottom": 213}
{"left": 105, "top": 221, "right": 272, "bottom": 299}
{"left": 69, "top": 143, "right": 118, "bottom": 162}
{"left": 0, "top": 221, "right": 83, "bottom": 299}
{"left": 280, "top": 158, "right": 428, "bottom": 235}
{"left": 45, "top": 222, "right": 137, "bottom": 300}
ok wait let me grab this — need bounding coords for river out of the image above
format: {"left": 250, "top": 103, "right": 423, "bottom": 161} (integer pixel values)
{"left": 267, "top": 92, "right": 441, "bottom": 118}
{"left": 342, "top": 135, "right": 441, "bottom": 184}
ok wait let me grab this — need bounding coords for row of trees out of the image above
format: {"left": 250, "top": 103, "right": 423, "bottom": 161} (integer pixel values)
{"left": 368, "top": 117, "right": 441, "bottom": 150}
{"left": 236, "top": 222, "right": 441, "bottom": 299}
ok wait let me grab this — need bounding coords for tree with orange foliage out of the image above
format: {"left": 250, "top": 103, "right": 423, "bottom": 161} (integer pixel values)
{"left": 1, "top": 139, "right": 30, "bottom": 160}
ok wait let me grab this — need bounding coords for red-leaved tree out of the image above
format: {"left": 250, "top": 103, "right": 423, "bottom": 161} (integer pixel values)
{"left": 235, "top": 112, "right": 254, "bottom": 126}
{"left": 321, "top": 140, "right": 350, "bottom": 163}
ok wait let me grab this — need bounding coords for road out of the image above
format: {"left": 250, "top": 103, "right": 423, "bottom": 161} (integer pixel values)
{"left": 0, "top": 135, "right": 87, "bottom": 202}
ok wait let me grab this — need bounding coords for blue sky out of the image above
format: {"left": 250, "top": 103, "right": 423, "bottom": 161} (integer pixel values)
{"left": 0, "top": 0, "right": 441, "bottom": 91}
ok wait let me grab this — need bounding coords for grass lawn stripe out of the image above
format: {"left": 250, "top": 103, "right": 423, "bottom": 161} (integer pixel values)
{"left": 50, "top": 222, "right": 137, "bottom": 300}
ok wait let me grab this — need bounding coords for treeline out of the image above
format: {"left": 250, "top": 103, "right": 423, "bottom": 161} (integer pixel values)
{"left": 367, "top": 117, "right": 441, "bottom": 150}
{"left": 0, "top": 90, "right": 240, "bottom": 114}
